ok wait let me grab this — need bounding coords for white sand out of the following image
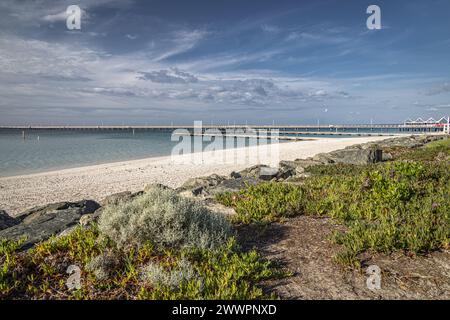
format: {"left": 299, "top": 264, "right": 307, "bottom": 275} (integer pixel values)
{"left": 0, "top": 136, "right": 389, "bottom": 216}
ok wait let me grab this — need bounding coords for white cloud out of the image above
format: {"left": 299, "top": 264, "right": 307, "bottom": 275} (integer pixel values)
{"left": 151, "top": 30, "right": 209, "bottom": 62}
{"left": 126, "top": 34, "right": 139, "bottom": 40}
{"left": 42, "top": 10, "right": 67, "bottom": 23}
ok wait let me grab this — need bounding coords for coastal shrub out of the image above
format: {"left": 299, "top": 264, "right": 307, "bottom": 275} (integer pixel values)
{"left": 305, "top": 163, "right": 372, "bottom": 177}
{"left": 86, "top": 250, "right": 121, "bottom": 281}
{"left": 218, "top": 157, "right": 450, "bottom": 267}
{"left": 0, "top": 238, "right": 24, "bottom": 296}
{"left": 0, "top": 225, "right": 285, "bottom": 299}
{"left": 99, "top": 185, "right": 232, "bottom": 250}
{"left": 397, "top": 137, "right": 450, "bottom": 161}
{"left": 141, "top": 258, "right": 197, "bottom": 290}
{"left": 302, "top": 161, "right": 450, "bottom": 265}
{"left": 140, "top": 239, "right": 285, "bottom": 300}
{"left": 215, "top": 182, "right": 305, "bottom": 223}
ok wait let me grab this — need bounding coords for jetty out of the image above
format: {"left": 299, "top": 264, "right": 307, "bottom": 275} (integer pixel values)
{"left": 0, "top": 116, "right": 448, "bottom": 134}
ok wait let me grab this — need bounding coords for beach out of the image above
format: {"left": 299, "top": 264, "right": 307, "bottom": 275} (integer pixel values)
{"left": 0, "top": 136, "right": 389, "bottom": 216}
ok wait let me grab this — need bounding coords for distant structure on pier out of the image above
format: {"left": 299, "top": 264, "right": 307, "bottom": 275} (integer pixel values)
{"left": 400, "top": 116, "right": 450, "bottom": 134}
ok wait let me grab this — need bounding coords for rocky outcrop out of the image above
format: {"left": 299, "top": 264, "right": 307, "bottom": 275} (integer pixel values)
{"left": 178, "top": 171, "right": 260, "bottom": 198}
{"left": 0, "top": 210, "right": 19, "bottom": 231}
{"left": 312, "top": 146, "right": 383, "bottom": 165}
{"left": 280, "top": 159, "right": 322, "bottom": 175}
{"left": 101, "top": 190, "right": 144, "bottom": 206}
{"left": 364, "top": 134, "right": 445, "bottom": 149}
{"left": 178, "top": 174, "right": 227, "bottom": 196}
{"left": 0, "top": 200, "right": 100, "bottom": 249}
{"left": 239, "top": 165, "right": 282, "bottom": 181}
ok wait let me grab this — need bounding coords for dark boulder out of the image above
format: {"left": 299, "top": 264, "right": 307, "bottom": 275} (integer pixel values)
{"left": 0, "top": 200, "right": 100, "bottom": 249}
{"left": 0, "top": 210, "right": 19, "bottom": 231}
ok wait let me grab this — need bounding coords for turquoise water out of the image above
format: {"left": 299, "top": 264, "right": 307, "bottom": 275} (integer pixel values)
{"left": 0, "top": 128, "right": 408, "bottom": 177}
{"left": 0, "top": 129, "right": 280, "bottom": 177}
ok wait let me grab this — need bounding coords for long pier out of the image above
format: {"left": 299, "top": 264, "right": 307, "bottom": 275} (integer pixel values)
{"left": 0, "top": 124, "right": 446, "bottom": 133}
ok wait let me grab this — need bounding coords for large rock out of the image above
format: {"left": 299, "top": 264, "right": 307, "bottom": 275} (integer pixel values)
{"left": 238, "top": 165, "right": 282, "bottom": 181}
{"left": 178, "top": 174, "right": 226, "bottom": 196}
{"left": 368, "top": 135, "right": 444, "bottom": 149}
{"left": 0, "top": 210, "right": 19, "bottom": 231}
{"left": 208, "top": 177, "right": 259, "bottom": 194}
{"left": 0, "top": 200, "right": 100, "bottom": 249}
{"left": 178, "top": 173, "right": 259, "bottom": 198}
{"left": 312, "top": 147, "right": 383, "bottom": 165}
{"left": 280, "top": 159, "right": 322, "bottom": 174}
{"left": 101, "top": 191, "right": 144, "bottom": 206}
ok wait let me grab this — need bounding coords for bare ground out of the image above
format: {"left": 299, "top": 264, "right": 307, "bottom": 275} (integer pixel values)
{"left": 237, "top": 215, "right": 450, "bottom": 300}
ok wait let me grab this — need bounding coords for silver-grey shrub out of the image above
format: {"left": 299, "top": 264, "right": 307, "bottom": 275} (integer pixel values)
{"left": 141, "top": 258, "right": 200, "bottom": 290}
{"left": 98, "top": 185, "right": 232, "bottom": 250}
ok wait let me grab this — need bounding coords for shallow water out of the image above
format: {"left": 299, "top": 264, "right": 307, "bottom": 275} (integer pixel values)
{"left": 0, "top": 127, "right": 404, "bottom": 177}
{"left": 0, "top": 129, "right": 282, "bottom": 177}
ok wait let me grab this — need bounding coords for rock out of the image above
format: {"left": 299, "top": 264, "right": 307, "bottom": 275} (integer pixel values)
{"left": 144, "top": 183, "right": 170, "bottom": 193}
{"left": 79, "top": 208, "right": 103, "bottom": 227}
{"left": 211, "top": 177, "right": 259, "bottom": 194}
{"left": 312, "top": 147, "right": 383, "bottom": 165}
{"left": 101, "top": 191, "right": 144, "bottom": 206}
{"left": 382, "top": 152, "right": 393, "bottom": 161}
{"left": 102, "top": 191, "right": 132, "bottom": 206}
{"left": 280, "top": 159, "right": 321, "bottom": 174}
{"left": 0, "top": 200, "right": 100, "bottom": 249}
{"left": 238, "top": 165, "right": 281, "bottom": 180}
{"left": 179, "top": 175, "right": 259, "bottom": 198}
{"left": 230, "top": 171, "right": 241, "bottom": 179}
{"left": 276, "top": 166, "right": 296, "bottom": 180}
{"left": 311, "top": 153, "right": 336, "bottom": 164}
{"left": 57, "top": 226, "right": 77, "bottom": 238}
{"left": 178, "top": 174, "right": 227, "bottom": 196}
{"left": 0, "top": 210, "right": 18, "bottom": 231}
{"left": 259, "top": 166, "right": 280, "bottom": 180}
{"left": 369, "top": 135, "right": 429, "bottom": 149}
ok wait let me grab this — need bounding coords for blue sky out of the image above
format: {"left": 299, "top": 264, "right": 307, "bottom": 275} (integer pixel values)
{"left": 0, "top": 0, "right": 449, "bottom": 125}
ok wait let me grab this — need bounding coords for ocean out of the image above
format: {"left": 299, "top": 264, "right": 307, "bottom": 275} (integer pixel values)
{"left": 0, "top": 128, "right": 398, "bottom": 177}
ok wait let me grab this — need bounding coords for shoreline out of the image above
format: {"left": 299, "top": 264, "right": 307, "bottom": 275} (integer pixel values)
{"left": 0, "top": 136, "right": 389, "bottom": 215}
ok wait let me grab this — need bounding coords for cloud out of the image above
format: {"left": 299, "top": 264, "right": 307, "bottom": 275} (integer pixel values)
{"left": 126, "top": 34, "right": 139, "bottom": 40}
{"left": 425, "top": 104, "right": 450, "bottom": 111}
{"left": 151, "top": 30, "right": 209, "bottom": 62}
{"left": 42, "top": 10, "right": 68, "bottom": 23}
{"left": 138, "top": 68, "right": 199, "bottom": 84}
{"left": 261, "top": 24, "right": 280, "bottom": 33}
{"left": 426, "top": 82, "right": 450, "bottom": 95}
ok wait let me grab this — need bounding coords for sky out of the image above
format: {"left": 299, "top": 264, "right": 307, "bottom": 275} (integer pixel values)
{"left": 0, "top": 0, "right": 449, "bottom": 125}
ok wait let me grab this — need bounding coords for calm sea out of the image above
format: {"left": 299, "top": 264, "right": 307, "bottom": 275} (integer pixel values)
{"left": 0, "top": 128, "right": 397, "bottom": 177}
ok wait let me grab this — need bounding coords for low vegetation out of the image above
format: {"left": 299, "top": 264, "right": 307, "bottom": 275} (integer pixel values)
{"left": 217, "top": 138, "right": 450, "bottom": 267}
{"left": 216, "top": 182, "right": 304, "bottom": 224}
{"left": 0, "top": 187, "right": 284, "bottom": 299}
{"left": 99, "top": 186, "right": 232, "bottom": 250}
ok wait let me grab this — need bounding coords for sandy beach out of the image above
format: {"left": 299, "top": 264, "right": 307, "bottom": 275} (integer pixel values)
{"left": 0, "top": 136, "right": 389, "bottom": 216}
